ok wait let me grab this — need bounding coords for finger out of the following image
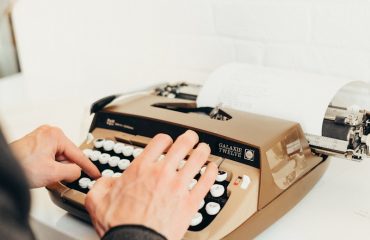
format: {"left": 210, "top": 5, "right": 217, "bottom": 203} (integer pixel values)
{"left": 85, "top": 177, "right": 115, "bottom": 211}
{"left": 85, "top": 177, "right": 115, "bottom": 237}
{"left": 134, "top": 133, "right": 173, "bottom": 164}
{"left": 189, "top": 162, "right": 217, "bottom": 207}
{"left": 56, "top": 131, "right": 100, "bottom": 179}
{"left": 179, "top": 143, "right": 210, "bottom": 181}
{"left": 162, "top": 130, "right": 199, "bottom": 170}
{"left": 53, "top": 162, "right": 81, "bottom": 183}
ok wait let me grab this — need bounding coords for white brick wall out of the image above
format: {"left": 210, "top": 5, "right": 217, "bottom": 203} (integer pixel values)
{"left": 3, "top": 0, "right": 370, "bottom": 103}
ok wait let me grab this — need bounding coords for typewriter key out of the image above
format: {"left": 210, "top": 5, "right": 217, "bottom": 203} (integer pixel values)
{"left": 177, "top": 159, "right": 186, "bottom": 170}
{"left": 188, "top": 179, "right": 197, "bottom": 190}
{"left": 167, "top": 93, "right": 176, "bottom": 98}
{"left": 118, "top": 159, "right": 131, "bottom": 170}
{"left": 103, "top": 140, "right": 115, "bottom": 152}
{"left": 90, "top": 150, "right": 101, "bottom": 162}
{"left": 216, "top": 171, "right": 228, "bottom": 182}
{"left": 99, "top": 153, "right": 110, "bottom": 165}
{"left": 210, "top": 184, "right": 225, "bottom": 198}
{"left": 190, "top": 212, "right": 203, "bottom": 226}
{"left": 158, "top": 154, "right": 165, "bottom": 162}
{"left": 78, "top": 177, "right": 91, "bottom": 189}
{"left": 113, "top": 143, "right": 125, "bottom": 154}
{"left": 112, "top": 172, "right": 122, "bottom": 178}
{"left": 82, "top": 149, "right": 93, "bottom": 158}
{"left": 122, "top": 146, "right": 134, "bottom": 157}
{"left": 88, "top": 180, "right": 96, "bottom": 190}
{"left": 102, "top": 169, "right": 114, "bottom": 177}
{"left": 94, "top": 138, "right": 105, "bottom": 149}
{"left": 205, "top": 202, "right": 221, "bottom": 215}
{"left": 200, "top": 166, "right": 207, "bottom": 175}
{"left": 108, "top": 156, "right": 120, "bottom": 167}
{"left": 199, "top": 199, "right": 205, "bottom": 210}
{"left": 133, "top": 148, "right": 144, "bottom": 158}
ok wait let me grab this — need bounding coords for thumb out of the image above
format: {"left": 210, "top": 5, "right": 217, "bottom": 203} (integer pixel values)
{"left": 53, "top": 162, "right": 81, "bottom": 183}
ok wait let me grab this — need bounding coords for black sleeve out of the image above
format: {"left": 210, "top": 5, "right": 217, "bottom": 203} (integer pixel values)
{"left": 102, "top": 225, "right": 167, "bottom": 240}
{"left": 0, "top": 129, "right": 35, "bottom": 240}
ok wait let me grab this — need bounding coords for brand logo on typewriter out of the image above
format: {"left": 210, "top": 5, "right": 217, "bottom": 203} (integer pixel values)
{"left": 218, "top": 143, "right": 242, "bottom": 158}
{"left": 106, "top": 118, "right": 115, "bottom": 126}
{"left": 244, "top": 149, "right": 255, "bottom": 161}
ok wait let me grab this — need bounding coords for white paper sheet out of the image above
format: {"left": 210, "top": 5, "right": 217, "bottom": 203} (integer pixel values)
{"left": 197, "top": 63, "right": 356, "bottom": 135}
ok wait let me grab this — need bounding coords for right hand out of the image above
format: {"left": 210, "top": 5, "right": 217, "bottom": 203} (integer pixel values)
{"left": 85, "top": 130, "right": 218, "bottom": 240}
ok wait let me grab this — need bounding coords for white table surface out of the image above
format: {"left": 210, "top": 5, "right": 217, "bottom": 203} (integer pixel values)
{"left": 1, "top": 100, "right": 370, "bottom": 240}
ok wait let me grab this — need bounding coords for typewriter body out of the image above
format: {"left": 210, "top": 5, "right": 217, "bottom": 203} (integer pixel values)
{"left": 47, "top": 83, "right": 340, "bottom": 240}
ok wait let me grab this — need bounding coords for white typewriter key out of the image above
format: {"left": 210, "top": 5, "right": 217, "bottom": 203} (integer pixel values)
{"left": 78, "top": 177, "right": 91, "bottom": 189}
{"left": 99, "top": 153, "right": 110, "bottom": 165}
{"left": 158, "top": 154, "right": 165, "bottom": 162}
{"left": 200, "top": 166, "right": 207, "bottom": 175}
{"left": 190, "top": 213, "right": 203, "bottom": 227}
{"left": 177, "top": 159, "right": 186, "bottom": 170}
{"left": 94, "top": 138, "right": 105, "bottom": 149}
{"left": 113, "top": 143, "right": 125, "bottom": 154}
{"left": 118, "top": 159, "right": 131, "bottom": 170}
{"left": 108, "top": 156, "right": 120, "bottom": 167}
{"left": 88, "top": 180, "right": 96, "bottom": 190}
{"left": 122, "top": 145, "right": 134, "bottom": 157}
{"left": 82, "top": 149, "right": 93, "bottom": 158}
{"left": 199, "top": 199, "right": 205, "bottom": 210}
{"left": 167, "top": 93, "right": 176, "bottom": 99}
{"left": 188, "top": 179, "right": 197, "bottom": 190}
{"left": 102, "top": 169, "right": 114, "bottom": 177}
{"left": 90, "top": 150, "right": 101, "bottom": 162}
{"left": 133, "top": 148, "right": 144, "bottom": 158}
{"left": 103, "top": 140, "right": 115, "bottom": 152}
{"left": 210, "top": 184, "right": 225, "bottom": 198}
{"left": 205, "top": 202, "right": 221, "bottom": 215}
{"left": 216, "top": 171, "right": 228, "bottom": 182}
{"left": 112, "top": 172, "right": 122, "bottom": 178}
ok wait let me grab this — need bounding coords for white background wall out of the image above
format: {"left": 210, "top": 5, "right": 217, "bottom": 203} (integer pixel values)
{"left": 0, "top": 0, "right": 370, "bottom": 137}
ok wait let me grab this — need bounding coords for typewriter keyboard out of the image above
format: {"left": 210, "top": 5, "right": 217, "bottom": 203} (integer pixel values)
{"left": 65, "top": 138, "right": 231, "bottom": 231}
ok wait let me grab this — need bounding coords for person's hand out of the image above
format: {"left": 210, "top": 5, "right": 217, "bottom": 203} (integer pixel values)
{"left": 10, "top": 125, "right": 100, "bottom": 188}
{"left": 85, "top": 130, "right": 218, "bottom": 240}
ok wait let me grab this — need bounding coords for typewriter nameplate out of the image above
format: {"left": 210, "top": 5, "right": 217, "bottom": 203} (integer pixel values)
{"left": 92, "top": 112, "right": 261, "bottom": 168}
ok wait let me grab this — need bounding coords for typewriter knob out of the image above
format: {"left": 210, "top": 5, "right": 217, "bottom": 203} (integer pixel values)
{"left": 102, "top": 169, "right": 114, "bottom": 177}
{"left": 112, "top": 172, "right": 122, "bottom": 178}
{"left": 190, "top": 212, "right": 203, "bottom": 226}
{"left": 177, "top": 159, "right": 186, "bottom": 170}
{"left": 82, "top": 149, "right": 93, "bottom": 158}
{"left": 78, "top": 177, "right": 91, "bottom": 189}
{"left": 99, "top": 153, "right": 110, "bottom": 165}
{"left": 94, "top": 138, "right": 105, "bottom": 149}
{"left": 118, "top": 159, "right": 131, "bottom": 170}
{"left": 205, "top": 202, "right": 221, "bottom": 215}
{"left": 113, "top": 143, "right": 125, "bottom": 154}
{"left": 108, "top": 156, "right": 120, "bottom": 167}
{"left": 199, "top": 199, "right": 205, "bottom": 210}
{"left": 133, "top": 148, "right": 144, "bottom": 158}
{"left": 188, "top": 179, "right": 197, "bottom": 191}
{"left": 122, "top": 146, "right": 134, "bottom": 157}
{"left": 200, "top": 166, "right": 207, "bottom": 175}
{"left": 210, "top": 184, "right": 225, "bottom": 198}
{"left": 103, "top": 140, "right": 115, "bottom": 152}
{"left": 90, "top": 150, "right": 101, "bottom": 162}
{"left": 216, "top": 171, "right": 228, "bottom": 182}
{"left": 88, "top": 180, "right": 96, "bottom": 190}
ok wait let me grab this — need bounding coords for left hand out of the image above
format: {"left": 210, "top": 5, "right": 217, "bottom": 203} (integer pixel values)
{"left": 10, "top": 125, "right": 101, "bottom": 188}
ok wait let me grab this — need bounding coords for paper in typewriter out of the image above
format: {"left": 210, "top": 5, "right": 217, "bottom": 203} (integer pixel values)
{"left": 197, "top": 63, "right": 357, "bottom": 135}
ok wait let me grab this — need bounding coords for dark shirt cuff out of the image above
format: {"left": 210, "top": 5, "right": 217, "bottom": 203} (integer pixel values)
{"left": 102, "top": 224, "right": 167, "bottom": 240}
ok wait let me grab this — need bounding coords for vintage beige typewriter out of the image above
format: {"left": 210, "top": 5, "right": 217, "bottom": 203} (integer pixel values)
{"left": 47, "top": 83, "right": 369, "bottom": 240}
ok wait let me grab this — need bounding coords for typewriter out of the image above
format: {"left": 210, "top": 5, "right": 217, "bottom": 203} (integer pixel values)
{"left": 47, "top": 83, "right": 369, "bottom": 240}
